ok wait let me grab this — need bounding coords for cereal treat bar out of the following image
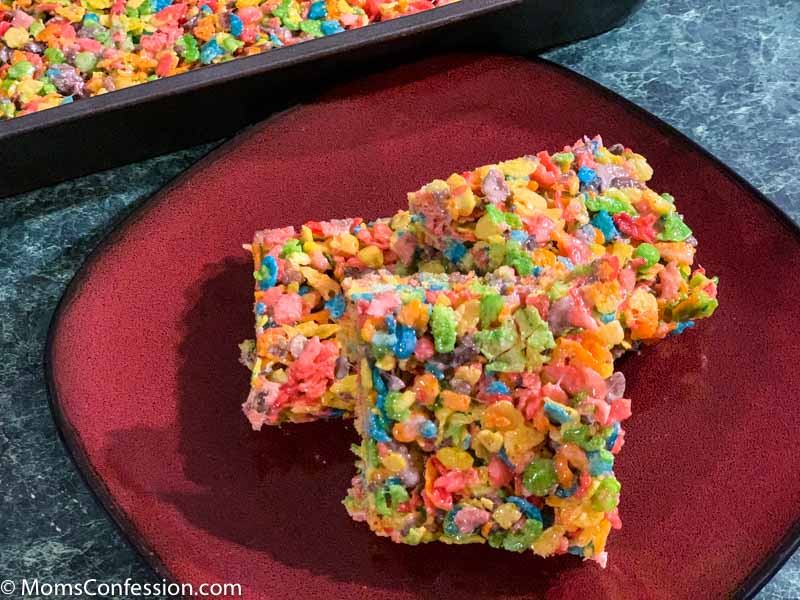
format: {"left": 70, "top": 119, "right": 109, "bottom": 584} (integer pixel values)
{"left": 341, "top": 270, "right": 633, "bottom": 565}
{"left": 241, "top": 212, "right": 419, "bottom": 427}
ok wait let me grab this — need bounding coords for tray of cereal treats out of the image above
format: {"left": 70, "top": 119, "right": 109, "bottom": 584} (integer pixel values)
{"left": 46, "top": 54, "right": 800, "bottom": 600}
{"left": 0, "top": 0, "right": 643, "bottom": 197}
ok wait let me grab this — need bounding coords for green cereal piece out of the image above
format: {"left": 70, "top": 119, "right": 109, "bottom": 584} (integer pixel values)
{"left": 44, "top": 47, "right": 65, "bottom": 64}
{"left": 431, "top": 305, "right": 457, "bottom": 354}
{"left": 280, "top": 239, "right": 303, "bottom": 257}
{"left": 591, "top": 476, "right": 621, "bottom": 512}
{"left": 484, "top": 204, "right": 506, "bottom": 224}
{"left": 300, "top": 18, "right": 323, "bottom": 37}
{"left": 474, "top": 319, "right": 518, "bottom": 361}
{"left": 657, "top": 212, "right": 693, "bottom": 242}
{"left": 384, "top": 391, "right": 411, "bottom": 422}
{"left": 547, "top": 279, "right": 570, "bottom": 302}
{"left": 551, "top": 152, "right": 575, "bottom": 170}
{"left": 502, "top": 518, "right": 543, "bottom": 552}
{"left": 522, "top": 458, "right": 558, "bottom": 496}
{"left": 479, "top": 292, "right": 503, "bottom": 328}
{"left": 488, "top": 242, "right": 506, "bottom": 271}
{"left": 504, "top": 241, "right": 534, "bottom": 276}
{"left": 74, "top": 51, "right": 97, "bottom": 73}
{"left": 7, "top": 61, "right": 34, "bottom": 80}
{"left": 634, "top": 243, "right": 660, "bottom": 268}
{"left": 486, "top": 346, "right": 526, "bottom": 373}
{"left": 388, "top": 484, "right": 409, "bottom": 506}
{"left": 585, "top": 195, "right": 637, "bottom": 215}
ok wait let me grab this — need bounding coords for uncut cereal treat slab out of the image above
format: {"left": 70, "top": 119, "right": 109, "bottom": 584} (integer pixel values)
{"left": 241, "top": 211, "right": 420, "bottom": 427}
{"left": 0, "top": 0, "right": 459, "bottom": 119}
{"left": 407, "top": 136, "right": 719, "bottom": 344}
{"left": 340, "top": 270, "right": 633, "bottom": 565}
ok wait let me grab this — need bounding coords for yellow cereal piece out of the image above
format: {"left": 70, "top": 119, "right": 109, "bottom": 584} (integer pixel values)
{"left": 474, "top": 213, "right": 504, "bottom": 240}
{"left": 454, "top": 364, "right": 482, "bottom": 385}
{"left": 299, "top": 266, "right": 340, "bottom": 299}
{"left": 498, "top": 156, "right": 537, "bottom": 178}
{"left": 376, "top": 353, "right": 396, "bottom": 371}
{"left": 476, "top": 429, "right": 504, "bottom": 453}
{"left": 381, "top": 452, "right": 407, "bottom": 473}
{"left": 55, "top": 4, "right": 85, "bottom": 21}
{"left": 455, "top": 298, "right": 480, "bottom": 335}
{"left": 532, "top": 526, "right": 566, "bottom": 557}
{"left": 330, "top": 232, "right": 359, "bottom": 256}
{"left": 511, "top": 186, "right": 548, "bottom": 217}
{"left": 610, "top": 240, "right": 634, "bottom": 264}
{"left": 503, "top": 425, "right": 545, "bottom": 457}
{"left": 17, "top": 79, "right": 43, "bottom": 104}
{"left": 492, "top": 503, "right": 522, "bottom": 529}
{"left": 593, "top": 320, "right": 625, "bottom": 347}
{"left": 357, "top": 245, "right": 384, "bottom": 268}
{"left": 624, "top": 287, "right": 659, "bottom": 340}
{"left": 628, "top": 153, "right": 654, "bottom": 181}
{"left": 436, "top": 447, "right": 474, "bottom": 470}
{"left": 3, "top": 27, "right": 30, "bottom": 48}
{"left": 418, "top": 260, "right": 445, "bottom": 273}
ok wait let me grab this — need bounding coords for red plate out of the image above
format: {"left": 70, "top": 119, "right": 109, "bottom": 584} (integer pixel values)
{"left": 47, "top": 54, "right": 800, "bottom": 599}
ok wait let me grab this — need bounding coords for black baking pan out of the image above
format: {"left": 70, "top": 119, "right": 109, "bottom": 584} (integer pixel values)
{"left": 0, "top": 0, "right": 643, "bottom": 198}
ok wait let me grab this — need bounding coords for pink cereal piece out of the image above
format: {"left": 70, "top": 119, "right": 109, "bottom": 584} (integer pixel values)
{"left": 434, "top": 470, "right": 466, "bottom": 493}
{"left": 366, "top": 291, "right": 400, "bottom": 317}
{"left": 258, "top": 225, "right": 296, "bottom": 246}
{"left": 413, "top": 336, "right": 435, "bottom": 361}
{"left": 340, "top": 13, "right": 359, "bottom": 26}
{"left": 237, "top": 6, "right": 261, "bottom": 22}
{"left": 609, "top": 398, "right": 632, "bottom": 423}
{"left": 606, "top": 508, "right": 622, "bottom": 530}
{"left": 319, "top": 218, "right": 354, "bottom": 237}
{"left": 488, "top": 454, "right": 513, "bottom": 488}
{"left": 77, "top": 38, "right": 104, "bottom": 52}
{"left": 392, "top": 235, "right": 416, "bottom": 265}
{"left": 568, "top": 287, "right": 598, "bottom": 331}
{"left": 611, "top": 426, "right": 626, "bottom": 454}
{"left": 618, "top": 266, "right": 636, "bottom": 292}
{"left": 309, "top": 249, "right": 330, "bottom": 271}
{"left": 454, "top": 505, "right": 490, "bottom": 534}
{"left": 12, "top": 10, "right": 34, "bottom": 28}
{"left": 273, "top": 293, "right": 303, "bottom": 325}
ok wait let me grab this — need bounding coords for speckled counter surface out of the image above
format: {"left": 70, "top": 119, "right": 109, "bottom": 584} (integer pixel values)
{"left": 1, "top": 1, "right": 798, "bottom": 598}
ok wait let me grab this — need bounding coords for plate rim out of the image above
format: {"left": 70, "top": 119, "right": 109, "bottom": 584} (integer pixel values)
{"left": 43, "top": 54, "right": 800, "bottom": 600}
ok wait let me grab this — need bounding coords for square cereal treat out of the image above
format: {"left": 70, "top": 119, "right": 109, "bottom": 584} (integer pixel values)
{"left": 341, "top": 271, "right": 633, "bottom": 565}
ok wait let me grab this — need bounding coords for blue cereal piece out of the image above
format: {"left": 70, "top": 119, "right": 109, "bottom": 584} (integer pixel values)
{"left": 577, "top": 166, "right": 596, "bottom": 184}
{"left": 591, "top": 210, "right": 619, "bottom": 241}
{"left": 498, "top": 447, "right": 514, "bottom": 469}
{"left": 425, "top": 363, "right": 444, "bottom": 380}
{"left": 544, "top": 399, "right": 574, "bottom": 424}
{"left": 229, "top": 13, "right": 243, "bottom": 37}
{"left": 259, "top": 255, "right": 278, "bottom": 289}
{"left": 199, "top": 39, "right": 223, "bottom": 64}
{"left": 255, "top": 302, "right": 266, "bottom": 315}
{"left": 587, "top": 450, "right": 615, "bottom": 476}
{"left": 599, "top": 312, "right": 616, "bottom": 324}
{"left": 321, "top": 19, "right": 344, "bottom": 35}
{"left": 324, "top": 294, "right": 346, "bottom": 318}
{"left": 672, "top": 320, "right": 696, "bottom": 335}
{"left": 269, "top": 32, "right": 283, "bottom": 46}
{"left": 606, "top": 421, "right": 620, "bottom": 451}
{"left": 368, "top": 413, "right": 391, "bottom": 443}
{"left": 154, "top": 0, "right": 172, "bottom": 10}
{"left": 393, "top": 324, "right": 417, "bottom": 360}
{"left": 307, "top": 0, "right": 326, "bottom": 19}
{"left": 371, "top": 365, "right": 387, "bottom": 395}
{"left": 555, "top": 481, "right": 578, "bottom": 498}
{"left": 507, "top": 496, "right": 543, "bottom": 522}
{"left": 509, "top": 230, "right": 529, "bottom": 244}
{"left": 418, "top": 420, "right": 437, "bottom": 439}
{"left": 486, "top": 381, "right": 510, "bottom": 395}
{"left": 444, "top": 240, "right": 467, "bottom": 263}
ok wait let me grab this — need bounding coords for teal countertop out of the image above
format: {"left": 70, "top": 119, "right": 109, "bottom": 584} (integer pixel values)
{"left": 1, "top": 1, "right": 798, "bottom": 597}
